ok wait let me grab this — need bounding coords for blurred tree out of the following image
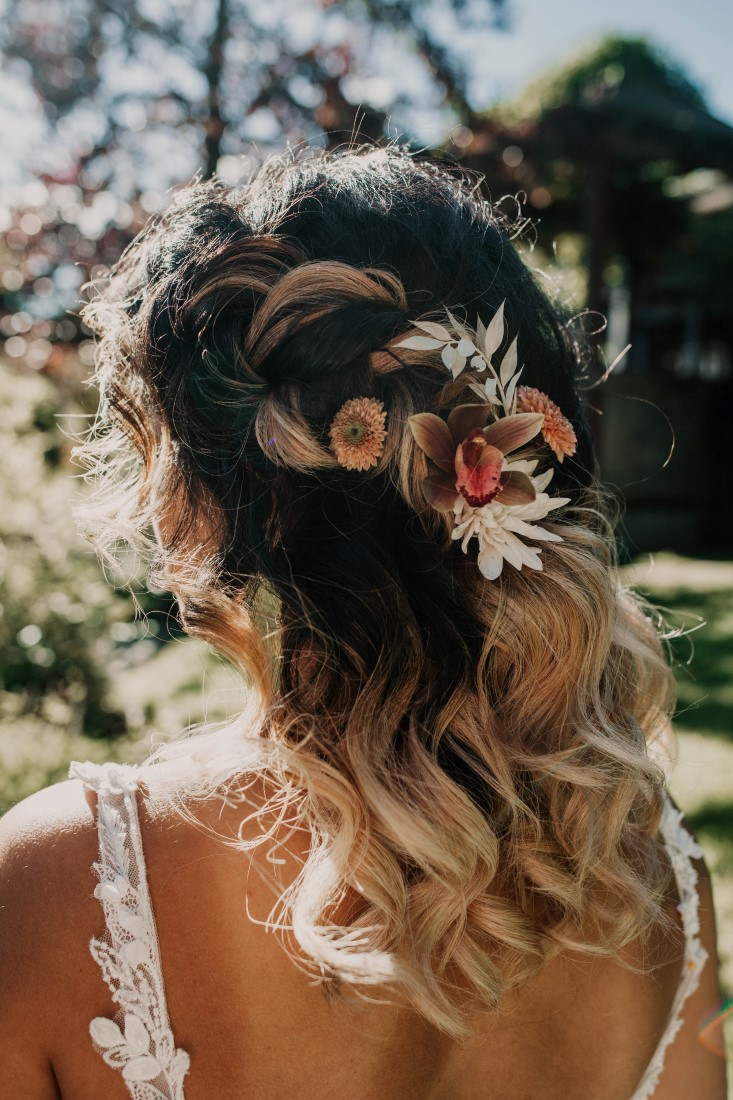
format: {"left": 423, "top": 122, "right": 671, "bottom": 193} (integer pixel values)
{"left": 0, "top": 356, "right": 186, "bottom": 734}
{"left": 648, "top": 186, "right": 733, "bottom": 315}
{"left": 0, "top": 0, "right": 507, "bottom": 329}
{"left": 447, "top": 37, "right": 733, "bottom": 316}
{"left": 0, "top": 359, "right": 128, "bottom": 737}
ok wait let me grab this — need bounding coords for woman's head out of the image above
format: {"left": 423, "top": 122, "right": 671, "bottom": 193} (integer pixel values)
{"left": 83, "top": 145, "right": 596, "bottom": 691}
{"left": 80, "top": 144, "right": 676, "bottom": 1035}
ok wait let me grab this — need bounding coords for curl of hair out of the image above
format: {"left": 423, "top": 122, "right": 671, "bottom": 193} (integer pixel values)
{"left": 77, "top": 145, "right": 678, "bottom": 1038}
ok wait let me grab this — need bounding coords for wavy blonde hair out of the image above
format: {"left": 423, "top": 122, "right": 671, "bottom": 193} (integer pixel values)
{"left": 77, "top": 145, "right": 678, "bottom": 1037}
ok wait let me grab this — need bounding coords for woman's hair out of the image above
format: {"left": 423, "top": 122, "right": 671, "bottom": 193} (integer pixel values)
{"left": 78, "top": 144, "right": 677, "bottom": 1036}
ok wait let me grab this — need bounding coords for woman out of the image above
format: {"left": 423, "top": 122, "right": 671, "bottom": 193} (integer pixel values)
{"left": 0, "top": 145, "right": 727, "bottom": 1099}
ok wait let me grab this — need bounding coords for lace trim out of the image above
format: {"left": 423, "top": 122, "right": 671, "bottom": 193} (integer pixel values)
{"left": 630, "top": 795, "right": 710, "bottom": 1100}
{"left": 70, "top": 761, "right": 190, "bottom": 1100}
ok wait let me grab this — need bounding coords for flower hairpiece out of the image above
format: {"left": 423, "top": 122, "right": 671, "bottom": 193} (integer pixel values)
{"left": 395, "top": 303, "right": 577, "bottom": 580}
{"left": 329, "top": 396, "right": 388, "bottom": 470}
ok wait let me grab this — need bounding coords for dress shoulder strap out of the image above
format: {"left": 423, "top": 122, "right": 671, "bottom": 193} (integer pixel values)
{"left": 70, "top": 761, "right": 190, "bottom": 1100}
{"left": 630, "top": 793, "right": 710, "bottom": 1100}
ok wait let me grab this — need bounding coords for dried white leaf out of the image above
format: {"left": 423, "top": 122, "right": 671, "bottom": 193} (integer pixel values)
{"left": 394, "top": 335, "right": 444, "bottom": 351}
{"left": 499, "top": 336, "right": 518, "bottom": 388}
{"left": 445, "top": 309, "right": 471, "bottom": 344}
{"left": 504, "top": 365, "right": 523, "bottom": 411}
{"left": 441, "top": 344, "right": 460, "bottom": 374}
{"left": 483, "top": 301, "right": 506, "bottom": 361}
{"left": 413, "top": 320, "right": 452, "bottom": 341}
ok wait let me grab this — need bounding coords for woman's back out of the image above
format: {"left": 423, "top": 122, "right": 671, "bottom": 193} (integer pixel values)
{"left": 0, "top": 761, "right": 725, "bottom": 1100}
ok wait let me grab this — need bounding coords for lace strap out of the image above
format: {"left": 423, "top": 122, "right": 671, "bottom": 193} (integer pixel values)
{"left": 70, "top": 761, "right": 190, "bottom": 1100}
{"left": 631, "top": 794, "right": 710, "bottom": 1100}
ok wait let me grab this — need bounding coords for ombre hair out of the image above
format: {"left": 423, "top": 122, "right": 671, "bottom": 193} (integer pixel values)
{"left": 78, "top": 145, "right": 678, "bottom": 1037}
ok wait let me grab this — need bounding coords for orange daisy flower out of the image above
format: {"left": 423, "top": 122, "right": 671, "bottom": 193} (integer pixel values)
{"left": 329, "top": 397, "right": 388, "bottom": 471}
{"left": 515, "top": 386, "right": 577, "bottom": 462}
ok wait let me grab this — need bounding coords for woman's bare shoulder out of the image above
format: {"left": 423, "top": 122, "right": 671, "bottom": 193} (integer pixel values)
{"left": 0, "top": 780, "right": 100, "bottom": 1097}
{"left": 0, "top": 779, "right": 99, "bottom": 978}
{"left": 0, "top": 779, "right": 99, "bottom": 905}
{"left": 0, "top": 776, "right": 95, "bottom": 842}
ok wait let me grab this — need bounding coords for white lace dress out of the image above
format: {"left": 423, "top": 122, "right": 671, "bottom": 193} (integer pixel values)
{"left": 70, "top": 762, "right": 190, "bottom": 1100}
{"left": 70, "top": 761, "right": 709, "bottom": 1100}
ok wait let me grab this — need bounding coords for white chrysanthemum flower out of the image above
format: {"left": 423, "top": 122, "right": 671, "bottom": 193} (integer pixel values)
{"left": 451, "top": 467, "right": 570, "bottom": 580}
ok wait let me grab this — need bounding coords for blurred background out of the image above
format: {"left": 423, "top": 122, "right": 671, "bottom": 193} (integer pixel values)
{"left": 0, "top": 0, "right": 731, "bottom": 1068}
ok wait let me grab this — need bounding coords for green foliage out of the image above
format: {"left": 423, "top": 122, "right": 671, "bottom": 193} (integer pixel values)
{"left": 0, "top": 355, "right": 246, "bottom": 813}
{"left": 622, "top": 555, "right": 733, "bottom": 1004}
{"left": 652, "top": 203, "right": 733, "bottom": 313}
{"left": 0, "top": 0, "right": 507, "bottom": 329}
{"left": 0, "top": 714, "right": 144, "bottom": 816}
{"left": 631, "top": 561, "right": 733, "bottom": 742}
{"left": 0, "top": 359, "right": 128, "bottom": 738}
{"left": 499, "top": 35, "right": 707, "bottom": 124}
{"left": 1, "top": 0, "right": 506, "bottom": 196}
{"left": 472, "top": 34, "right": 733, "bottom": 318}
